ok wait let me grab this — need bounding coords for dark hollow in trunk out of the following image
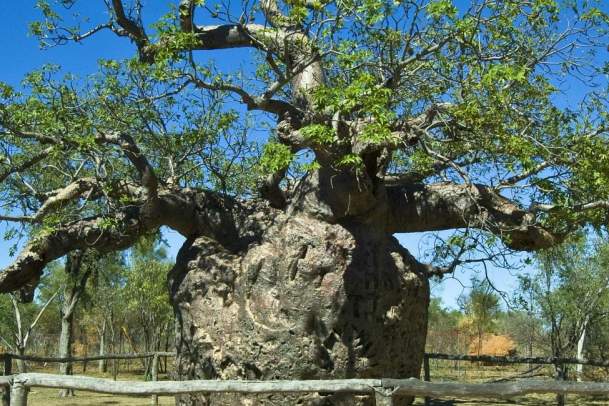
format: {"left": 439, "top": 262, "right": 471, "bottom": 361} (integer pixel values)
{"left": 169, "top": 211, "right": 429, "bottom": 405}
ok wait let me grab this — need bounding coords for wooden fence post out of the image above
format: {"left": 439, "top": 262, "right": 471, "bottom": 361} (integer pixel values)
{"left": 2, "top": 356, "right": 10, "bottom": 376}
{"left": 374, "top": 388, "right": 394, "bottom": 406}
{"left": 2, "top": 354, "right": 12, "bottom": 406}
{"left": 1, "top": 385, "right": 7, "bottom": 406}
{"left": 423, "top": 354, "right": 431, "bottom": 406}
{"left": 151, "top": 354, "right": 159, "bottom": 406}
{"left": 9, "top": 379, "right": 27, "bottom": 406}
{"left": 556, "top": 362, "right": 566, "bottom": 406}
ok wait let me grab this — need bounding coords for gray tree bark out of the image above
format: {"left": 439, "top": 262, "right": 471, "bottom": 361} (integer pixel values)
{"left": 98, "top": 319, "right": 107, "bottom": 374}
{"left": 58, "top": 311, "right": 75, "bottom": 397}
{"left": 14, "top": 348, "right": 26, "bottom": 375}
{"left": 57, "top": 251, "right": 91, "bottom": 397}
{"left": 170, "top": 219, "right": 429, "bottom": 405}
{"left": 576, "top": 318, "right": 589, "bottom": 382}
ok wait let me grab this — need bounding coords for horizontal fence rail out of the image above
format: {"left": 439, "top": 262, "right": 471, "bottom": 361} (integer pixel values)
{"left": 0, "top": 352, "right": 176, "bottom": 364}
{"left": 0, "top": 352, "right": 177, "bottom": 406}
{"left": 426, "top": 352, "right": 609, "bottom": 368}
{"left": 4, "top": 353, "right": 609, "bottom": 405}
{"left": 2, "top": 374, "right": 609, "bottom": 404}
{"left": 4, "top": 352, "right": 608, "bottom": 367}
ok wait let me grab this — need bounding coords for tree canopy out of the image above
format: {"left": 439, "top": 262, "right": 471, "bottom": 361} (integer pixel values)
{"left": 1, "top": 0, "right": 609, "bottom": 295}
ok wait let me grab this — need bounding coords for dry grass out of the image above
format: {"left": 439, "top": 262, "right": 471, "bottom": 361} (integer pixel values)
{"left": 412, "top": 394, "right": 609, "bottom": 405}
{"left": 23, "top": 390, "right": 609, "bottom": 406}
{"left": 27, "top": 388, "right": 175, "bottom": 406}
{"left": 414, "top": 359, "right": 609, "bottom": 405}
{"left": 12, "top": 363, "right": 176, "bottom": 405}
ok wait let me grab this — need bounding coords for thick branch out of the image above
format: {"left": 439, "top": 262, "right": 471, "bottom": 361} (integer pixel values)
{"left": 0, "top": 189, "right": 254, "bottom": 295}
{"left": 386, "top": 183, "right": 560, "bottom": 251}
{"left": 153, "top": 22, "right": 323, "bottom": 107}
{"left": 0, "top": 214, "right": 149, "bottom": 295}
{"left": 110, "top": 0, "right": 149, "bottom": 56}
{"left": 258, "top": 168, "right": 288, "bottom": 209}
{"left": 96, "top": 132, "right": 158, "bottom": 198}
{"left": 179, "top": 0, "right": 195, "bottom": 33}
{"left": 32, "top": 177, "right": 97, "bottom": 222}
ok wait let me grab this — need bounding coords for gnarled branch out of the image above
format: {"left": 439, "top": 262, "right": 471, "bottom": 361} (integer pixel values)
{"left": 386, "top": 182, "right": 560, "bottom": 251}
{"left": 96, "top": 132, "right": 158, "bottom": 198}
{"left": 0, "top": 188, "right": 253, "bottom": 296}
{"left": 32, "top": 177, "right": 98, "bottom": 222}
{"left": 110, "top": 0, "right": 150, "bottom": 59}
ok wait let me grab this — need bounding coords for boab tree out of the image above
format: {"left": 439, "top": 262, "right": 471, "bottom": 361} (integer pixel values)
{"left": 1, "top": 0, "right": 609, "bottom": 404}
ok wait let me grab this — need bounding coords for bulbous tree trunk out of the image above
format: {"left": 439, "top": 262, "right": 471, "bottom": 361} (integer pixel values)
{"left": 169, "top": 175, "right": 430, "bottom": 406}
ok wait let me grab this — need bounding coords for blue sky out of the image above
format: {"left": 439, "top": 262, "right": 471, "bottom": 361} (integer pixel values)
{"left": 0, "top": 1, "right": 591, "bottom": 309}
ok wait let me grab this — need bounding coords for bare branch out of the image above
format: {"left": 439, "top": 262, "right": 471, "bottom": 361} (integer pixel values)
{"left": 187, "top": 74, "right": 299, "bottom": 117}
{"left": 96, "top": 132, "right": 158, "bottom": 198}
{"left": 0, "top": 146, "right": 54, "bottom": 184}
{"left": 71, "top": 22, "right": 114, "bottom": 42}
{"left": 498, "top": 162, "right": 552, "bottom": 188}
{"left": 32, "top": 177, "right": 98, "bottom": 222}
{"left": 110, "top": 0, "right": 147, "bottom": 43}
{"left": 23, "top": 290, "right": 59, "bottom": 347}
{"left": 109, "top": 0, "right": 151, "bottom": 60}
{"left": 0, "top": 215, "right": 34, "bottom": 223}
{"left": 10, "top": 294, "right": 23, "bottom": 344}
{"left": 533, "top": 200, "right": 609, "bottom": 213}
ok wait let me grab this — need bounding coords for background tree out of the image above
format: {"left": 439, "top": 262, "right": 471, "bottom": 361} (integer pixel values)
{"left": 458, "top": 277, "right": 501, "bottom": 356}
{"left": 496, "top": 309, "right": 543, "bottom": 358}
{"left": 122, "top": 236, "right": 174, "bottom": 374}
{"left": 515, "top": 236, "right": 609, "bottom": 405}
{"left": 81, "top": 252, "right": 127, "bottom": 373}
{"left": 53, "top": 251, "right": 92, "bottom": 396}
{"left": 0, "top": 1, "right": 609, "bottom": 404}
{"left": 0, "top": 291, "right": 57, "bottom": 372}
{"left": 426, "top": 297, "right": 464, "bottom": 354}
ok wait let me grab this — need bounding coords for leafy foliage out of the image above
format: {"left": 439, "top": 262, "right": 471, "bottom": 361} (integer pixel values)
{"left": 515, "top": 236, "right": 609, "bottom": 358}
{"left": 0, "top": 0, "right": 609, "bottom": 305}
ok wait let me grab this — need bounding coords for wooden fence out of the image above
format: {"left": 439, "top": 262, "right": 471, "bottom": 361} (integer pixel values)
{"left": 4, "top": 373, "right": 609, "bottom": 406}
{"left": 423, "top": 352, "right": 609, "bottom": 406}
{"left": 3, "top": 352, "right": 609, "bottom": 406}
{"left": 1, "top": 352, "right": 175, "bottom": 406}
{"left": 425, "top": 352, "right": 609, "bottom": 368}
